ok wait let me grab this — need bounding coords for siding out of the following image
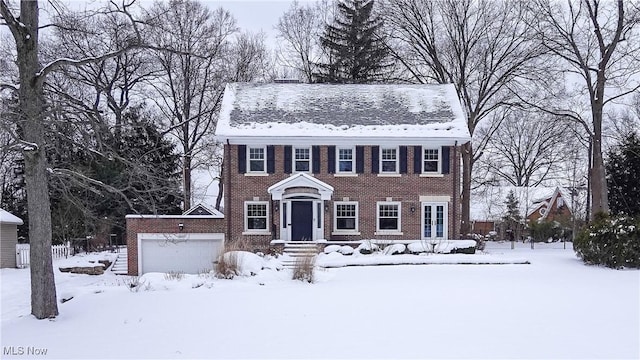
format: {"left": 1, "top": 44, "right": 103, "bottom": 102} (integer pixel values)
{"left": 0, "top": 223, "right": 18, "bottom": 268}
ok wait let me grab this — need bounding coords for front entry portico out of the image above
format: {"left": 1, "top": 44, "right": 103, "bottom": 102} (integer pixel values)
{"left": 267, "top": 174, "right": 334, "bottom": 241}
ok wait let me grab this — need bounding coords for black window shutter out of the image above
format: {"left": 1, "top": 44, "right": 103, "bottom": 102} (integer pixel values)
{"left": 284, "top": 145, "right": 292, "bottom": 173}
{"left": 238, "top": 145, "right": 246, "bottom": 174}
{"left": 266, "top": 145, "right": 275, "bottom": 174}
{"left": 327, "top": 146, "right": 336, "bottom": 173}
{"left": 399, "top": 146, "right": 408, "bottom": 174}
{"left": 442, "top": 146, "right": 450, "bottom": 174}
{"left": 371, "top": 146, "right": 379, "bottom": 174}
{"left": 414, "top": 146, "right": 422, "bottom": 173}
{"left": 312, "top": 145, "right": 321, "bottom": 174}
{"left": 356, "top": 146, "right": 365, "bottom": 173}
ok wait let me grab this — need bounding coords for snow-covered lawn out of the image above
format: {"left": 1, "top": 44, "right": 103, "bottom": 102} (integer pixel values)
{"left": 1, "top": 242, "right": 638, "bottom": 359}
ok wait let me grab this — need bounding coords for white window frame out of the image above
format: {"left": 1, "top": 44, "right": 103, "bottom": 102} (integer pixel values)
{"left": 333, "top": 201, "right": 360, "bottom": 234}
{"left": 293, "top": 146, "right": 312, "bottom": 173}
{"left": 336, "top": 147, "right": 355, "bottom": 174}
{"left": 375, "top": 201, "right": 402, "bottom": 235}
{"left": 380, "top": 147, "right": 399, "bottom": 174}
{"left": 243, "top": 201, "right": 270, "bottom": 235}
{"left": 422, "top": 148, "right": 441, "bottom": 174}
{"left": 247, "top": 146, "right": 266, "bottom": 173}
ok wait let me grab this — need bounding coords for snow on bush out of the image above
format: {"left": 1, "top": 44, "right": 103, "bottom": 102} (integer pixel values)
{"left": 382, "top": 243, "right": 406, "bottom": 255}
{"left": 324, "top": 245, "right": 342, "bottom": 254}
{"left": 217, "top": 251, "right": 265, "bottom": 278}
{"left": 356, "top": 241, "right": 379, "bottom": 254}
{"left": 408, "top": 240, "right": 476, "bottom": 254}
{"left": 339, "top": 245, "right": 355, "bottom": 255}
{"left": 574, "top": 214, "right": 640, "bottom": 269}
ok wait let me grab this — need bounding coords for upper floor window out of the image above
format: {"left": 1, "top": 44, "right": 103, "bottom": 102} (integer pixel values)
{"left": 337, "top": 147, "right": 354, "bottom": 173}
{"left": 334, "top": 201, "right": 358, "bottom": 232}
{"left": 294, "top": 147, "right": 311, "bottom": 172}
{"left": 248, "top": 146, "right": 266, "bottom": 173}
{"left": 380, "top": 147, "right": 398, "bottom": 173}
{"left": 423, "top": 148, "right": 440, "bottom": 173}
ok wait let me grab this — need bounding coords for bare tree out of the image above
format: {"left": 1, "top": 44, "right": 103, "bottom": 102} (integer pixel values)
{"left": 145, "top": 0, "right": 236, "bottom": 211}
{"left": 275, "top": 0, "right": 324, "bottom": 82}
{"left": 526, "top": 0, "right": 640, "bottom": 218}
{"left": 476, "top": 110, "right": 573, "bottom": 187}
{"left": 382, "top": 0, "right": 550, "bottom": 236}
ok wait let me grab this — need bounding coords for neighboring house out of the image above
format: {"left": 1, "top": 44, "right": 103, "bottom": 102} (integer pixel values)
{"left": 470, "top": 186, "right": 580, "bottom": 236}
{"left": 214, "top": 82, "right": 471, "bottom": 248}
{"left": 1, "top": 208, "right": 23, "bottom": 268}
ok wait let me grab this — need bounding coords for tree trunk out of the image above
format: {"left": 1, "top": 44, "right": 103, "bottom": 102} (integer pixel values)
{"left": 590, "top": 102, "right": 609, "bottom": 218}
{"left": 460, "top": 142, "right": 472, "bottom": 237}
{"left": 183, "top": 154, "right": 191, "bottom": 211}
{"left": 14, "top": 0, "right": 59, "bottom": 319}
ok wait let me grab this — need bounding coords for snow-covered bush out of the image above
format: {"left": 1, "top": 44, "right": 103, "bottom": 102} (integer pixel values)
{"left": 574, "top": 214, "right": 640, "bottom": 269}
{"left": 216, "top": 251, "right": 264, "bottom": 279}
{"left": 339, "top": 245, "right": 355, "bottom": 255}
{"left": 324, "top": 245, "right": 342, "bottom": 254}
{"left": 381, "top": 243, "right": 406, "bottom": 255}
{"left": 356, "top": 241, "right": 379, "bottom": 254}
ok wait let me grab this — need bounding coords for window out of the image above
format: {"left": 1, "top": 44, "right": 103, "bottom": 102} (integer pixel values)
{"left": 334, "top": 202, "right": 358, "bottom": 232}
{"left": 247, "top": 147, "right": 266, "bottom": 172}
{"left": 423, "top": 148, "right": 440, "bottom": 173}
{"left": 244, "top": 201, "right": 269, "bottom": 233}
{"left": 377, "top": 202, "right": 401, "bottom": 232}
{"left": 294, "top": 147, "right": 311, "bottom": 172}
{"left": 337, "top": 147, "right": 354, "bottom": 173}
{"left": 380, "top": 147, "right": 398, "bottom": 173}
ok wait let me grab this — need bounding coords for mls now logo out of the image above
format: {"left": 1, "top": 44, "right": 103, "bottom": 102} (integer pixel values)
{"left": 3, "top": 346, "right": 48, "bottom": 356}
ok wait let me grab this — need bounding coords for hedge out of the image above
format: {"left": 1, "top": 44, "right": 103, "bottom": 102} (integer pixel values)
{"left": 573, "top": 214, "right": 640, "bottom": 269}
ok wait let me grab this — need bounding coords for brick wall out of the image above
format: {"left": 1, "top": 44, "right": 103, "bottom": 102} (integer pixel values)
{"left": 126, "top": 217, "right": 226, "bottom": 275}
{"left": 224, "top": 144, "right": 462, "bottom": 244}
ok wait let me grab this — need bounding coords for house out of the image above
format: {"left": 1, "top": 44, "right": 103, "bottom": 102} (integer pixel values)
{"left": 214, "top": 82, "right": 471, "bottom": 248}
{"left": 1, "top": 208, "right": 23, "bottom": 268}
{"left": 470, "top": 186, "right": 581, "bottom": 238}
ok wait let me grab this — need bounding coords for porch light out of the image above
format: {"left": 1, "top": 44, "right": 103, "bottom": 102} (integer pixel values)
{"left": 274, "top": 202, "right": 279, "bottom": 212}
{"left": 178, "top": 223, "right": 184, "bottom": 231}
{"left": 410, "top": 206, "right": 416, "bottom": 213}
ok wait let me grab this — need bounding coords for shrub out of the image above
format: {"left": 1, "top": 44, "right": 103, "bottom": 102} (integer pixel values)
{"left": 574, "top": 214, "right": 640, "bottom": 269}
{"left": 216, "top": 251, "right": 239, "bottom": 279}
{"left": 164, "top": 271, "right": 184, "bottom": 281}
{"left": 292, "top": 255, "right": 315, "bottom": 283}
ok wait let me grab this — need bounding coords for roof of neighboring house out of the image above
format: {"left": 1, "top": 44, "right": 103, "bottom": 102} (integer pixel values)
{"left": 470, "top": 186, "right": 582, "bottom": 222}
{"left": 215, "top": 82, "right": 471, "bottom": 145}
{"left": 0, "top": 208, "right": 23, "bottom": 225}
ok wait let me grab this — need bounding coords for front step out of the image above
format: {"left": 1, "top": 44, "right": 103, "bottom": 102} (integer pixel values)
{"left": 282, "top": 243, "right": 319, "bottom": 269}
{"left": 111, "top": 249, "right": 128, "bottom": 275}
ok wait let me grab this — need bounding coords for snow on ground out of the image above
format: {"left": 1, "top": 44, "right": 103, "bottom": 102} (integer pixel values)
{"left": 1, "top": 242, "right": 639, "bottom": 359}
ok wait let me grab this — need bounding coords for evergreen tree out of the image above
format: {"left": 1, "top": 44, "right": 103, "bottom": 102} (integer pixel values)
{"left": 606, "top": 132, "right": 640, "bottom": 216}
{"left": 316, "top": 0, "right": 390, "bottom": 83}
{"left": 502, "top": 190, "right": 522, "bottom": 239}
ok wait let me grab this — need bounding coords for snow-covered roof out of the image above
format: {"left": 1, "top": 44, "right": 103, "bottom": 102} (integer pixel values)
{"left": 470, "top": 186, "right": 581, "bottom": 221}
{"left": 0, "top": 208, "right": 23, "bottom": 225}
{"left": 216, "top": 83, "right": 471, "bottom": 146}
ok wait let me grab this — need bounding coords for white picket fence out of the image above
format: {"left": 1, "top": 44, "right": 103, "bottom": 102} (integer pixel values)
{"left": 16, "top": 242, "right": 72, "bottom": 269}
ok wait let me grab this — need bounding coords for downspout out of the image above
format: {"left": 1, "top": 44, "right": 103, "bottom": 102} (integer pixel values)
{"left": 453, "top": 141, "right": 458, "bottom": 239}
{"left": 226, "top": 139, "right": 232, "bottom": 242}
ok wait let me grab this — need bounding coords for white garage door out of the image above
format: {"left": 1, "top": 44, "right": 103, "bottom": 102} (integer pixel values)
{"left": 138, "top": 233, "right": 224, "bottom": 274}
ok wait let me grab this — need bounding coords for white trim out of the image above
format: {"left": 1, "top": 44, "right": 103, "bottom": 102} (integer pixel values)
{"left": 419, "top": 174, "right": 444, "bottom": 178}
{"left": 336, "top": 146, "right": 356, "bottom": 174}
{"left": 244, "top": 173, "right": 270, "bottom": 177}
{"left": 268, "top": 173, "right": 334, "bottom": 201}
{"left": 247, "top": 145, "right": 267, "bottom": 174}
{"left": 219, "top": 136, "right": 470, "bottom": 147}
{"left": 293, "top": 146, "right": 312, "bottom": 173}
{"left": 333, "top": 201, "right": 359, "bottom": 233}
{"left": 137, "top": 233, "right": 225, "bottom": 275}
{"left": 421, "top": 147, "right": 441, "bottom": 174}
{"left": 376, "top": 201, "right": 402, "bottom": 233}
{"left": 126, "top": 214, "right": 224, "bottom": 219}
{"left": 334, "top": 173, "right": 358, "bottom": 177}
{"left": 377, "top": 173, "right": 402, "bottom": 177}
{"left": 421, "top": 202, "right": 448, "bottom": 240}
{"left": 419, "top": 195, "right": 451, "bottom": 202}
{"left": 244, "top": 201, "right": 270, "bottom": 233}
{"left": 379, "top": 146, "right": 399, "bottom": 174}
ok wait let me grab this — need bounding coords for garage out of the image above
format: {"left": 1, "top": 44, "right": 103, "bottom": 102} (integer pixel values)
{"left": 137, "top": 233, "right": 224, "bottom": 274}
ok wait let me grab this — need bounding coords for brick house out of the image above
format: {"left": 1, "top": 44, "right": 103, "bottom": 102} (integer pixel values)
{"left": 215, "top": 83, "right": 471, "bottom": 248}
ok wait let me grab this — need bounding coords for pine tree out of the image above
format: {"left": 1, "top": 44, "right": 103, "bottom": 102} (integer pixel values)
{"left": 316, "top": 0, "right": 390, "bottom": 83}
{"left": 606, "top": 132, "right": 640, "bottom": 217}
{"left": 502, "top": 190, "right": 522, "bottom": 240}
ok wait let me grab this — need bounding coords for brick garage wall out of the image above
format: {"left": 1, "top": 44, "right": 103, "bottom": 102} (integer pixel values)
{"left": 224, "top": 144, "right": 462, "bottom": 244}
{"left": 126, "top": 217, "right": 226, "bottom": 276}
